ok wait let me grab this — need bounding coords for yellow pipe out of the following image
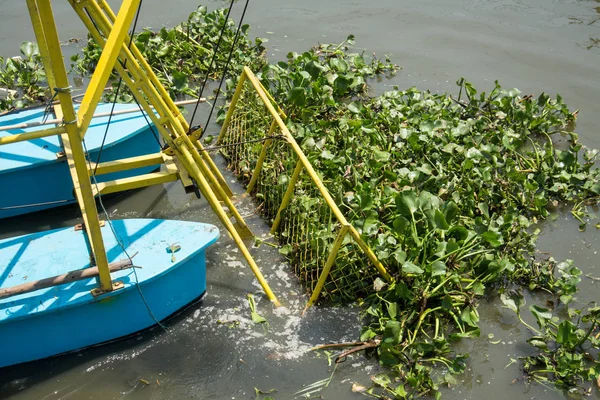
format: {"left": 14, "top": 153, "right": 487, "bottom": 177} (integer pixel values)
{"left": 70, "top": 4, "right": 175, "bottom": 146}
{"left": 193, "top": 140, "right": 234, "bottom": 199}
{"left": 33, "top": 0, "right": 113, "bottom": 291}
{"left": 176, "top": 145, "right": 280, "bottom": 306}
{"left": 77, "top": 0, "right": 141, "bottom": 138}
{"left": 90, "top": 152, "right": 165, "bottom": 176}
{"left": 271, "top": 159, "right": 304, "bottom": 235}
{"left": 217, "top": 70, "right": 248, "bottom": 143}
{"left": 304, "top": 225, "right": 350, "bottom": 312}
{"left": 95, "top": 171, "right": 178, "bottom": 195}
{"left": 242, "top": 67, "right": 393, "bottom": 283}
{"left": 96, "top": 0, "right": 188, "bottom": 127}
{"left": 25, "top": 0, "right": 56, "bottom": 94}
{"left": 243, "top": 67, "right": 351, "bottom": 226}
{"left": 348, "top": 226, "right": 393, "bottom": 282}
{"left": 0, "top": 126, "right": 65, "bottom": 146}
{"left": 246, "top": 120, "right": 277, "bottom": 194}
{"left": 77, "top": 0, "right": 235, "bottom": 200}
{"left": 178, "top": 135, "right": 249, "bottom": 231}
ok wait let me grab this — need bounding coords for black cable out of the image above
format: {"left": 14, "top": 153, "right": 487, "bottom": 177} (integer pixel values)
{"left": 201, "top": 0, "right": 251, "bottom": 139}
{"left": 187, "top": 0, "right": 236, "bottom": 131}
{"left": 93, "top": 0, "right": 144, "bottom": 176}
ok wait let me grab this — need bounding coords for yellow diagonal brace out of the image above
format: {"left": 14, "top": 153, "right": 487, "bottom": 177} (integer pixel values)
{"left": 77, "top": 0, "right": 140, "bottom": 138}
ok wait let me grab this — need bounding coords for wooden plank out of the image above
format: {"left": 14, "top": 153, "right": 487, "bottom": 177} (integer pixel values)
{"left": 0, "top": 255, "right": 137, "bottom": 300}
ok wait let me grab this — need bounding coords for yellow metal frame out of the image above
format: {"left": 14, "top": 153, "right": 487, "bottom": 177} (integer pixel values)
{"left": 5, "top": 1, "right": 281, "bottom": 304}
{"left": 218, "top": 67, "right": 394, "bottom": 310}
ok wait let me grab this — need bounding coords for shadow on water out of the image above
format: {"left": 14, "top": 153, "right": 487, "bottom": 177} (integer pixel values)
{"left": 0, "top": 296, "right": 206, "bottom": 398}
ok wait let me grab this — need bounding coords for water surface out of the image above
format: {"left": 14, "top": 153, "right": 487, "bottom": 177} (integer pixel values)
{"left": 0, "top": 0, "right": 599, "bottom": 399}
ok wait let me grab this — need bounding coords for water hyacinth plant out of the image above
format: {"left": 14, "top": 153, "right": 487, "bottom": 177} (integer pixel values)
{"left": 0, "top": 5, "right": 599, "bottom": 397}
{"left": 0, "top": 42, "right": 48, "bottom": 111}
{"left": 219, "top": 37, "right": 599, "bottom": 397}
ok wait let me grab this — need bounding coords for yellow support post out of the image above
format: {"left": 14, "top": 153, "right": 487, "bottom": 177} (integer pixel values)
{"left": 93, "top": 171, "right": 178, "bottom": 195}
{"left": 246, "top": 120, "right": 277, "bottom": 195}
{"left": 271, "top": 159, "right": 304, "bottom": 235}
{"left": 32, "top": 0, "right": 113, "bottom": 292}
{"left": 25, "top": 0, "right": 56, "bottom": 94}
{"left": 72, "top": 0, "right": 235, "bottom": 200}
{"left": 304, "top": 225, "right": 350, "bottom": 312}
{"left": 77, "top": 0, "right": 141, "bottom": 138}
{"left": 90, "top": 152, "right": 165, "bottom": 176}
{"left": 217, "top": 70, "right": 248, "bottom": 143}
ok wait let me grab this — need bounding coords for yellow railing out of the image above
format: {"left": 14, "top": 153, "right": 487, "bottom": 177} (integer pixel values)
{"left": 218, "top": 67, "right": 393, "bottom": 310}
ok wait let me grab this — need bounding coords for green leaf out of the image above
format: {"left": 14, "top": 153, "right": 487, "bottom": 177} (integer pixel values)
{"left": 434, "top": 210, "right": 450, "bottom": 230}
{"left": 247, "top": 294, "right": 267, "bottom": 324}
{"left": 396, "top": 191, "right": 418, "bottom": 217}
{"left": 287, "top": 87, "right": 306, "bottom": 107}
{"left": 402, "top": 261, "right": 424, "bottom": 275}
{"left": 373, "top": 149, "right": 390, "bottom": 162}
{"left": 461, "top": 306, "right": 479, "bottom": 328}
{"left": 20, "top": 42, "right": 38, "bottom": 58}
{"left": 431, "top": 260, "right": 447, "bottom": 277}
{"left": 500, "top": 292, "right": 524, "bottom": 314}
{"left": 556, "top": 320, "right": 575, "bottom": 345}
{"left": 529, "top": 305, "right": 553, "bottom": 329}
{"left": 393, "top": 216, "right": 410, "bottom": 233}
{"left": 443, "top": 201, "right": 460, "bottom": 223}
{"left": 482, "top": 231, "right": 504, "bottom": 248}
{"left": 172, "top": 71, "right": 187, "bottom": 89}
{"left": 347, "top": 102, "right": 362, "bottom": 114}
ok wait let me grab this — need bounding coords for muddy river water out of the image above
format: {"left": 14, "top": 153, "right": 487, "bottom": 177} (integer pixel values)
{"left": 0, "top": 0, "right": 599, "bottom": 399}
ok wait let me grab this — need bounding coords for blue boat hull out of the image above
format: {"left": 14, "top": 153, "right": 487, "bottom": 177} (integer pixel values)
{"left": 0, "top": 219, "right": 219, "bottom": 368}
{"left": 0, "top": 104, "right": 161, "bottom": 219}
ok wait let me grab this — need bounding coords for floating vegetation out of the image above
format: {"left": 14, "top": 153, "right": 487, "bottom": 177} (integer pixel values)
{"left": 218, "top": 37, "right": 600, "bottom": 397}
{"left": 0, "top": 42, "right": 48, "bottom": 111}
{"left": 71, "top": 6, "right": 267, "bottom": 101}
{"left": 1, "top": 6, "right": 599, "bottom": 398}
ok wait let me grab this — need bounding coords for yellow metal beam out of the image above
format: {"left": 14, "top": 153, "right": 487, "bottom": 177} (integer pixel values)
{"left": 93, "top": 171, "right": 178, "bottom": 195}
{"left": 33, "top": 0, "right": 113, "bottom": 292}
{"left": 77, "top": 0, "right": 141, "bottom": 138}
{"left": 25, "top": 0, "right": 56, "bottom": 94}
{"left": 0, "top": 126, "right": 66, "bottom": 146}
{"left": 304, "top": 225, "right": 350, "bottom": 311}
{"left": 175, "top": 144, "right": 280, "bottom": 306}
{"left": 271, "top": 159, "right": 304, "bottom": 235}
{"left": 217, "top": 71, "right": 247, "bottom": 144}
{"left": 90, "top": 152, "right": 165, "bottom": 176}
{"left": 246, "top": 120, "right": 277, "bottom": 194}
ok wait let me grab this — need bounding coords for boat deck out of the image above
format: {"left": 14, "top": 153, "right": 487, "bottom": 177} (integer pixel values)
{"left": 0, "top": 103, "right": 153, "bottom": 174}
{"left": 0, "top": 219, "right": 219, "bottom": 323}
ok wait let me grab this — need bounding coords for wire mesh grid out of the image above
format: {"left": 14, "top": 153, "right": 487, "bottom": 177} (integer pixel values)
{"left": 219, "top": 77, "right": 383, "bottom": 303}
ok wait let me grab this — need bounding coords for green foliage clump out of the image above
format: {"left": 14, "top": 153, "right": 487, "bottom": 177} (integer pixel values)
{"left": 71, "top": 6, "right": 268, "bottom": 100}
{"left": 219, "top": 36, "right": 600, "bottom": 398}
{"left": 0, "top": 42, "right": 48, "bottom": 112}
